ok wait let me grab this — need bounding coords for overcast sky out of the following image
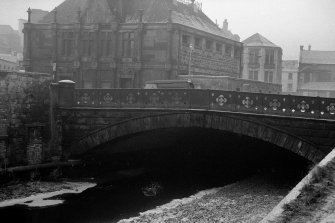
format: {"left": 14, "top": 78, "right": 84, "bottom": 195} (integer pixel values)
{"left": 0, "top": 0, "right": 334, "bottom": 60}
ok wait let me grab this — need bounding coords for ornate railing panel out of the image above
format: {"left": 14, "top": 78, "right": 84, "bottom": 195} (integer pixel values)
{"left": 71, "top": 89, "right": 335, "bottom": 120}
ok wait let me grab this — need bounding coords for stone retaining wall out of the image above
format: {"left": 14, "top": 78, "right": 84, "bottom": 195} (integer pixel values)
{"left": 0, "top": 71, "right": 52, "bottom": 167}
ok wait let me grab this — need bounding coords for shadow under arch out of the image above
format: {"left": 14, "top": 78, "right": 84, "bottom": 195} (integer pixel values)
{"left": 67, "top": 112, "right": 325, "bottom": 163}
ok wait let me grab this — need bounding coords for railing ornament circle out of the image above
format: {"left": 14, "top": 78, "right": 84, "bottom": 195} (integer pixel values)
{"left": 327, "top": 103, "right": 335, "bottom": 115}
{"left": 126, "top": 93, "right": 136, "bottom": 104}
{"left": 103, "top": 93, "right": 113, "bottom": 103}
{"left": 269, "top": 99, "right": 281, "bottom": 111}
{"left": 297, "top": 100, "right": 310, "bottom": 113}
{"left": 81, "top": 93, "right": 90, "bottom": 104}
{"left": 149, "top": 93, "right": 160, "bottom": 104}
{"left": 172, "top": 93, "right": 182, "bottom": 105}
{"left": 216, "top": 95, "right": 227, "bottom": 106}
{"left": 242, "top": 97, "right": 254, "bottom": 109}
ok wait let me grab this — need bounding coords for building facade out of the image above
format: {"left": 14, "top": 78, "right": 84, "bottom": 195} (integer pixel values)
{"left": 282, "top": 60, "right": 298, "bottom": 94}
{"left": 242, "top": 33, "right": 282, "bottom": 88}
{"left": 23, "top": 0, "right": 243, "bottom": 89}
{"left": 298, "top": 46, "right": 335, "bottom": 98}
{"left": 0, "top": 58, "right": 18, "bottom": 72}
{"left": 0, "top": 25, "right": 22, "bottom": 54}
{"left": 19, "top": 9, "right": 49, "bottom": 46}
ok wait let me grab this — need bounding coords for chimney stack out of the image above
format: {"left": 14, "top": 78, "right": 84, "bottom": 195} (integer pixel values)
{"left": 222, "top": 19, "right": 228, "bottom": 31}
{"left": 308, "top": 45, "right": 311, "bottom": 51}
{"left": 138, "top": 9, "right": 144, "bottom": 23}
{"left": 300, "top": 45, "right": 304, "bottom": 51}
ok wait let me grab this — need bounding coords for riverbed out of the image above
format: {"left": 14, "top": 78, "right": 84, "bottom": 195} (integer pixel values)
{"left": 0, "top": 173, "right": 295, "bottom": 223}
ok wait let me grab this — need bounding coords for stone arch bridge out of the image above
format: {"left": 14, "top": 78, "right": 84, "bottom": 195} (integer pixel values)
{"left": 51, "top": 82, "right": 335, "bottom": 164}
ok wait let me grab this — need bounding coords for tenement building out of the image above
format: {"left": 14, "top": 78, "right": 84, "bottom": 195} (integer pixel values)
{"left": 282, "top": 60, "right": 298, "bottom": 94}
{"left": 23, "top": 0, "right": 242, "bottom": 88}
{"left": 298, "top": 46, "right": 335, "bottom": 98}
{"left": 242, "top": 33, "right": 282, "bottom": 86}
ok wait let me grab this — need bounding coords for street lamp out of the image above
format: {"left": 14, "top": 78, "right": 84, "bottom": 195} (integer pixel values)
{"left": 188, "top": 43, "right": 194, "bottom": 76}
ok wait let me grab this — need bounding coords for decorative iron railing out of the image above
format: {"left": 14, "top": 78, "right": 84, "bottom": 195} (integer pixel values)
{"left": 71, "top": 89, "right": 335, "bottom": 120}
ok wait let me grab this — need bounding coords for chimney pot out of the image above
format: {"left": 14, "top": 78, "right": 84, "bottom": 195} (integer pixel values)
{"left": 308, "top": 45, "right": 311, "bottom": 51}
{"left": 300, "top": 45, "right": 304, "bottom": 51}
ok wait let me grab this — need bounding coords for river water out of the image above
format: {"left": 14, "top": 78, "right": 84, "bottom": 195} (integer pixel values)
{"left": 0, "top": 168, "right": 250, "bottom": 223}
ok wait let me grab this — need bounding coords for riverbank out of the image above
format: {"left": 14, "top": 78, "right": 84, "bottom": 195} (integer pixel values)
{"left": 0, "top": 181, "right": 96, "bottom": 208}
{"left": 118, "top": 175, "right": 292, "bottom": 223}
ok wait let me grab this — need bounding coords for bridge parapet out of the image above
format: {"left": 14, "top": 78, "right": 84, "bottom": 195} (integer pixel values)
{"left": 56, "top": 84, "right": 335, "bottom": 120}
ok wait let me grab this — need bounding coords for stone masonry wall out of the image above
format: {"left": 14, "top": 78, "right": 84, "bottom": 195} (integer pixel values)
{"left": 0, "top": 71, "right": 52, "bottom": 167}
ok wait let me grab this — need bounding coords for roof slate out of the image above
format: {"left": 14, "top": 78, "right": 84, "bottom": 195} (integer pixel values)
{"left": 300, "top": 50, "right": 335, "bottom": 65}
{"left": 282, "top": 60, "right": 299, "bottom": 70}
{"left": 39, "top": 0, "right": 239, "bottom": 41}
{"left": 242, "top": 33, "right": 279, "bottom": 48}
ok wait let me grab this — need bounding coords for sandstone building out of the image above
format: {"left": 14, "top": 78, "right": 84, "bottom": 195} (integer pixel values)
{"left": 242, "top": 33, "right": 282, "bottom": 86}
{"left": 282, "top": 60, "right": 298, "bottom": 94}
{"left": 298, "top": 46, "right": 335, "bottom": 98}
{"left": 23, "top": 0, "right": 243, "bottom": 88}
{"left": 0, "top": 25, "right": 22, "bottom": 54}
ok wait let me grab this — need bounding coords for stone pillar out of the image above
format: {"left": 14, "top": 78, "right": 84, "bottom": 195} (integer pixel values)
{"left": 52, "top": 8, "right": 58, "bottom": 81}
{"left": 26, "top": 123, "right": 45, "bottom": 165}
{"left": 74, "top": 9, "right": 82, "bottom": 87}
{"left": 23, "top": 8, "right": 32, "bottom": 72}
{"left": 136, "top": 10, "right": 144, "bottom": 88}
{"left": 0, "top": 135, "right": 8, "bottom": 168}
{"left": 167, "top": 10, "right": 174, "bottom": 79}
{"left": 58, "top": 80, "right": 75, "bottom": 108}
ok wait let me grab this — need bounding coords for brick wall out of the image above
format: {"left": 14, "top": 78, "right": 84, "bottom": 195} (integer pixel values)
{"left": 0, "top": 71, "right": 52, "bottom": 166}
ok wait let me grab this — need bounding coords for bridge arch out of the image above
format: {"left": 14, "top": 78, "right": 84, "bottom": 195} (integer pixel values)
{"left": 67, "top": 112, "right": 325, "bottom": 163}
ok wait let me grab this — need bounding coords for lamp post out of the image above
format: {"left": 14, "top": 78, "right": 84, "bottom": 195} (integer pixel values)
{"left": 188, "top": 43, "right": 194, "bottom": 76}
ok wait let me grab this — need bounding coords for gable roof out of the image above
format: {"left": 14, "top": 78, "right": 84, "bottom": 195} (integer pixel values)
{"left": 300, "top": 50, "right": 335, "bottom": 65}
{"left": 38, "top": 0, "right": 240, "bottom": 41}
{"left": 243, "top": 33, "right": 279, "bottom": 48}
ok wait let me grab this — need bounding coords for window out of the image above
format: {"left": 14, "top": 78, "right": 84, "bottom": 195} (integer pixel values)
{"left": 249, "top": 49, "right": 259, "bottom": 64}
{"left": 234, "top": 47, "right": 241, "bottom": 59}
{"left": 194, "top": 37, "right": 202, "bottom": 49}
{"left": 215, "top": 43, "right": 222, "bottom": 54}
{"left": 287, "top": 83, "right": 293, "bottom": 92}
{"left": 225, "top": 44, "right": 232, "bottom": 57}
{"left": 100, "top": 32, "right": 113, "bottom": 57}
{"left": 304, "top": 73, "right": 311, "bottom": 83}
{"left": 248, "top": 70, "right": 259, "bottom": 81}
{"left": 82, "top": 70, "right": 95, "bottom": 89}
{"left": 288, "top": 73, "right": 293, "bottom": 80}
{"left": 206, "top": 40, "right": 213, "bottom": 50}
{"left": 82, "top": 31, "right": 94, "bottom": 57}
{"left": 61, "top": 32, "right": 74, "bottom": 56}
{"left": 182, "top": 34, "right": 191, "bottom": 46}
{"left": 122, "top": 32, "right": 135, "bottom": 57}
{"left": 100, "top": 71, "right": 114, "bottom": 88}
{"left": 264, "top": 71, "right": 274, "bottom": 83}
{"left": 265, "top": 49, "right": 275, "bottom": 65}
